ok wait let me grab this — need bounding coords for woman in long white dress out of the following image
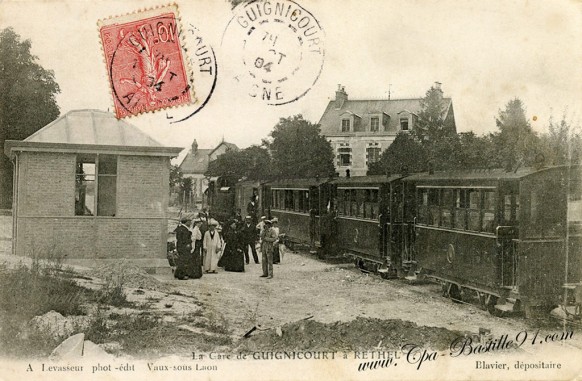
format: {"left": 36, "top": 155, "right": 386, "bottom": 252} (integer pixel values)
{"left": 203, "top": 220, "right": 222, "bottom": 273}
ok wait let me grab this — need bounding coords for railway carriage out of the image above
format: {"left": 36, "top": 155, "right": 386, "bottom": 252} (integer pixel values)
{"left": 265, "top": 178, "right": 331, "bottom": 251}
{"left": 331, "top": 175, "right": 407, "bottom": 276}
{"left": 404, "top": 165, "right": 581, "bottom": 316}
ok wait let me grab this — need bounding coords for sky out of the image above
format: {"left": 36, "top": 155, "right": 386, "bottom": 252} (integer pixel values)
{"left": 1, "top": 0, "right": 581, "bottom": 156}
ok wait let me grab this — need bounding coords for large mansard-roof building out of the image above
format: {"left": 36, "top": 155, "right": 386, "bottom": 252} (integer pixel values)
{"left": 318, "top": 83, "right": 456, "bottom": 177}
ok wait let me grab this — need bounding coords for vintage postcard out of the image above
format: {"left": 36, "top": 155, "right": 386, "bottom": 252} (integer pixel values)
{"left": 0, "top": 0, "right": 581, "bottom": 380}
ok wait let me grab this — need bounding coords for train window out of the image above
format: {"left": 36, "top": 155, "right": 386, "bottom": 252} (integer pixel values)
{"left": 284, "top": 190, "right": 292, "bottom": 210}
{"left": 503, "top": 195, "right": 512, "bottom": 223}
{"left": 482, "top": 191, "right": 497, "bottom": 233}
{"left": 350, "top": 189, "right": 358, "bottom": 216}
{"left": 454, "top": 189, "right": 468, "bottom": 229}
{"left": 440, "top": 189, "right": 454, "bottom": 228}
{"left": 503, "top": 194, "right": 519, "bottom": 224}
{"left": 417, "top": 189, "right": 429, "bottom": 224}
{"left": 467, "top": 189, "right": 481, "bottom": 231}
{"left": 366, "top": 189, "right": 379, "bottom": 220}
{"left": 428, "top": 189, "right": 440, "bottom": 226}
{"left": 357, "top": 190, "right": 365, "bottom": 218}
{"left": 337, "top": 190, "right": 345, "bottom": 216}
{"left": 293, "top": 191, "right": 300, "bottom": 211}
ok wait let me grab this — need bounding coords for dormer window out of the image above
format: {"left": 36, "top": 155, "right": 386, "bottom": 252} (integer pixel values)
{"left": 341, "top": 119, "right": 350, "bottom": 132}
{"left": 370, "top": 117, "right": 379, "bottom": 132}
{"left": 400, "top": 118, "right": 409, "bottom": 131}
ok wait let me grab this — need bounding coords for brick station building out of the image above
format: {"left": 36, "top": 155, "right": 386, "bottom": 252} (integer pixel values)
{"left": 4, "top": 110, "right": 182, "bottom": 268}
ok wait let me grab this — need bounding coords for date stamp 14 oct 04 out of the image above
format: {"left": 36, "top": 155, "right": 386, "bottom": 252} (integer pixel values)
{"left": 222, "top": 0, "right": 325, "bottom": 105}
{"left": 98, "top": 5, "right": 194, "bottom": 119}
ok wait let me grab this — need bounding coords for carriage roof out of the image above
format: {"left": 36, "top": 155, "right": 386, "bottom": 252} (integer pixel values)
{"left": 331, "top": 174, "right": 404, "bottom": 187}
{"left": 266, "top": 177, "right": 331, "bottom": 188}
{"left": 403, "top": 165, "right": 575, "bottom": 184}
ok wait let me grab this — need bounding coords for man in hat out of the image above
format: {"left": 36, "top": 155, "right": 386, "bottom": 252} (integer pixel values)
{"left": 203, "top": 219, "right": 222, "bottom": 273}
{"left": 271, "top": 217, "right": 281, "bottom": 264}
{"left": 174, "top": 217, "right": 192, "bottom": 279}
{"left": 247, "top": 195, "right": 259, "bottom": 225}
{"left": 260, "top": 219, "right": 278, "bottom": 279}
{"left": 256, "top": 215, "right": 267, "bottom": 240}
{"left": 242, "top": 215, "right": 259, "bottom": 264}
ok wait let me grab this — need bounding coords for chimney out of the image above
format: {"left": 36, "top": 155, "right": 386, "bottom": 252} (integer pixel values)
{"left": 434, "top": 81, "right": 443, "bottom": 95}
{"left": 335, "top": 84, "right": 348, "bottom": 109}
{"left": 191, "top": 139, "right": 198, "bottom": 155}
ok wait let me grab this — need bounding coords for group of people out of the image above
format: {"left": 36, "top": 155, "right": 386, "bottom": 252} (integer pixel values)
{"left": 171, "top": 211, "right": 283, "bottom": 280}
{"left": 172, "top": 213, "right": 222, "bottom": 280}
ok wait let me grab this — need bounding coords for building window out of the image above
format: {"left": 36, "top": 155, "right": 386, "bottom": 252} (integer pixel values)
{"left": 75, "top": 158, "right": 95, "bottom": 216}
{"left": 75, "top": 155, "right": 117, "bottom": 216}
{"left": 400, "top": 118, "right": 409, "bottom": 131}
{"left": 341, "top": 119, "right": 350, "bottom": 132}
{"left": 338, "top": 147, "right": 352, "bottom": 166}
{"left": 366, "top": 147, "right": 381, "bottom": 165}
{"left": 370, "top": 117, "right": 379, "bottom": 132}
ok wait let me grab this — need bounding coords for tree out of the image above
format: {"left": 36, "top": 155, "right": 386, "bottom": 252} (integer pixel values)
{"left": 265, "top": 115, "right": 335, "bottom": 178}
{"left": 491, "top": 98, "right": 539, "bottom": 169}
{"left": 0, "top": 28, "right": 60, "bottom": 208}
{"left": 454, "top": 132, "right": 496, "bottom": 169}
{"left": 412, "top": 85, "right": 458, "bottom": 170}
{"left": 169, "top": 164, "right": 183, "bottom": 191}
{"left": 206, "top": 145, "right": 272, "bottom": 180}
{"left": 368, "top": 132, "right": 428, "bottom": 175}
{"left": 539, "top": 112, "right": 582, "bottom": 166}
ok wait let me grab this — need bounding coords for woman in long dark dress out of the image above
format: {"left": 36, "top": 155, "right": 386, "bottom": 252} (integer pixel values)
{"left": 174, "top": 218, "right": 194, "bottom": 279}
{"left": 190, "top": 218, "right": 204, "bottom": 279}
{"left": 221, "top": 221, "right": 245, "bottom": 272}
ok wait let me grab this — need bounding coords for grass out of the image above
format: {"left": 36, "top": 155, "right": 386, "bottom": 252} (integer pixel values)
{"left": 0, "top": 257, "right": 96, "bottom": 358}
{"left": 0, "top": 250, "right": 234, "bottom": 358}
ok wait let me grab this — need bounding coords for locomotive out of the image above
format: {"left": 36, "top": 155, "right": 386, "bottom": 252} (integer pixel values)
{"left": 206, "top": 164, "right": 582, "bottom": 317}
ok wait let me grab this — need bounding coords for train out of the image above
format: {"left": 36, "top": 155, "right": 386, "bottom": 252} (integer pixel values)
{"left": 205, "top": 165, "right": 582, "bottom": 317}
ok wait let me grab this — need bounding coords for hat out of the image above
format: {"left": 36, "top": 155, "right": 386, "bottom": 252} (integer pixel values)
{"left": 180, "top": 217, "right": 189, "bottom": 224}
{"left": 272, "top": 217, "right": 278, "bottom": 223}
{"left": 209, "top": 218, "right": 219, "bottom": 226}
{"left": 264, "top": 219, "right": 273, "bottom": 225}
{"left": 245, "top": 215, "right": 252, "bottom": 219}
{"left": 261, "top": 216, "right": 266, "bottom": 220}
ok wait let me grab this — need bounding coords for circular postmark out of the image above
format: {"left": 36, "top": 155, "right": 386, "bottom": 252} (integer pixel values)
{"left": 222, "top": 0, "right": 325, "bottom": 105}
{"left": 168, "top": 23, "right": 218, "bottom": 124}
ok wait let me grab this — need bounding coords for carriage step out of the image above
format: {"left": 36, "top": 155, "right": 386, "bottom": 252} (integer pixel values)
{"left": 494, "top": 302, "right": 515, "bottom": 312}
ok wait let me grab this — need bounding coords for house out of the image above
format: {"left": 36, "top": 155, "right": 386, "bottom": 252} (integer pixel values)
{"left": 318, "top": 83, "right": 456, "bottom": 176}
{"left": 3, "top": 110, "right": 182, "bottom": 268}
{"left": 178, "top": 139, "right": 239, "bottom": 204}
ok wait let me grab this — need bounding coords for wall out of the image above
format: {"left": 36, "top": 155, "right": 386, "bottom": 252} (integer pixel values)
{"left": 330, "top": 136, "right": 397, "bottom": 176}
{"left": 14, "top": 152, "right": 169, "bottom": 267}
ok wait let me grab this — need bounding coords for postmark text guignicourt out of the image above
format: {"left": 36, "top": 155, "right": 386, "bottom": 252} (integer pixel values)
{"left": 222, "top": 0, "right": 325, "bottom": 105}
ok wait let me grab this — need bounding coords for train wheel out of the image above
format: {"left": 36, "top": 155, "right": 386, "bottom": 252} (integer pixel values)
{"left": 449, "top": 284, "right": 462, "bottom": 303}
{"left": 442, "top": 283, "right": 450, "bottom": 297}
{"left": 486, "top": 296, "right": 502, "bottom": 316}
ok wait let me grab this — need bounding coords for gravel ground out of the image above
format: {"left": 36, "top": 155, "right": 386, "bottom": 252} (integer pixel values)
{"left": 1, "top": 213, "right": 580, "bottom": 355}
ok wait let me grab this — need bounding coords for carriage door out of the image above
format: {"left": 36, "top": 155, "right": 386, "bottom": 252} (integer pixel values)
{"left": 498, "top": 186, "right": 519, "bottom": 287}
{"left": 386, "top": 182, "right": 408, "bottom": 269}
{"left": 400, "top": 182, "right": 417, "bottom": 268}
{"left": 310, "top": 186, "right": 321, "bottom": 246}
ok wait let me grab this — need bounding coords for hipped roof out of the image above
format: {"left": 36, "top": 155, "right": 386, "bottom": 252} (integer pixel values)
{"left": 4, "top": 110, "right": 182, "bottom": 158}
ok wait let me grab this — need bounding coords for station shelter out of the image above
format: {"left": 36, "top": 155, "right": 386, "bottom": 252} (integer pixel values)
{"left": 4, "top": 110, "right": 183, "bottom": 268}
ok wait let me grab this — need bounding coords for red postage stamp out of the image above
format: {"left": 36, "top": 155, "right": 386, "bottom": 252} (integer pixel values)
{"left": 98, "top": 5, "right": 193, "bottom": 118}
